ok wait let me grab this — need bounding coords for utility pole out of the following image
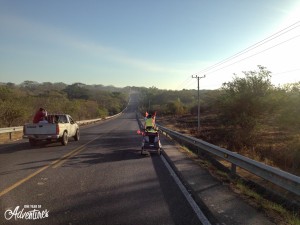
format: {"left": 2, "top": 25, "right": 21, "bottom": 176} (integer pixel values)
{"left": 192, "top": 75, "right": 206, "bottom": 132}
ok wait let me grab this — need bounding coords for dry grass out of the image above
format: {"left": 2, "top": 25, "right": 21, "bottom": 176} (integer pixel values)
{"left": 159, "top": 113, "right": 300, "bottom": 176}
{"left": 0, "top": 131, "right": 23, "bottom": 144}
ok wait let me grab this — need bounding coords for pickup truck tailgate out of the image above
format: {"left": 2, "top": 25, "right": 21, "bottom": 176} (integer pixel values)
{"left": 24, "top": 123, "right": 57, "bottom": 135}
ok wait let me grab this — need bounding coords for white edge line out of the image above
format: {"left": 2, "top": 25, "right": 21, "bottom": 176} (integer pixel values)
{"left": 161, "top": 155, "right": 212, "bottom": 225}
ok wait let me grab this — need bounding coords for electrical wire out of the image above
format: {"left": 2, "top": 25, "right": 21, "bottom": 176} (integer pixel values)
{"left": 192, "top": 20, "right": 300, "bottom": 77}
{"left": 175, "top": 77, "right": 194, "bottom": 90}
{"left": 202, "top": 34, "right": 300, "bottom": 74}
{"left": 272, "top": 68, "right": 300, "bottom": 76}
{"left": 204, "top": 34, "right": 300, "bottom": 76}
{"left": 176, "top": 20, "right": 300, "bottom": 90}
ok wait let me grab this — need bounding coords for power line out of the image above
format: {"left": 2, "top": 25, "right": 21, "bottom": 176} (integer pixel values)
{"left": 191, "top": 20, "right": 300, "bottom": 76}
{"left": 186, "top": 79, "right": 199, "bottom": 89}
{"left": 175, "top": 77, "right": 193, "bottom": 90}
{"left": 176, "top": 20, "right": 300, "bottom": 90}
{"left": 272, "top": 68, "right": 300, "bottom": 76}
{"left": 204, "top": 34, "right": 300, "bottom": 76}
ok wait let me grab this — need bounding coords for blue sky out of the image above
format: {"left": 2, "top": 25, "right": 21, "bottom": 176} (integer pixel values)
{"left": 0, "top": 0, "right": 300, "bottom": 89}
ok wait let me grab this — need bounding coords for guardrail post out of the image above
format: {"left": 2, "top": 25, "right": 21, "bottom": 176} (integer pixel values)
{"left": 9, "top": 132, "right": 12, "bottom": 140}
{"left": 231, "top": 163, "right": 237, "bottom": 176}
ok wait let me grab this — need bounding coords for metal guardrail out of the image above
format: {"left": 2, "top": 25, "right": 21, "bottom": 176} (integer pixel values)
{"left": 0, "top": 127, "right": 23, "bottom": 134}
{"left": 77, "top": 112, "right": 123, "bottom": 125}
{"left": 76, "top": 118, "right": 102, "bottom": 125}
{"left": 0, "top": 112, "right": 123, "bottom": 139}
{"left": 157, "top": 124, "right": 300, "bottom": 196}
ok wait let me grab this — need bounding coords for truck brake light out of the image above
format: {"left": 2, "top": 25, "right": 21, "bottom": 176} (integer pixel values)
{"left": 56, "top": 124, "right": 59, "bottom": 135}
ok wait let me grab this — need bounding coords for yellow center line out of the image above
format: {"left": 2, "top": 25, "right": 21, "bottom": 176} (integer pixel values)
{"left": 0, "top": 165, "right": 49, "bottom": 198}
{"left": 52, "top": 146, "right": 85, "bottom": 169}
{"left": 0, "top": 136, "right": 100, "bottom": 198}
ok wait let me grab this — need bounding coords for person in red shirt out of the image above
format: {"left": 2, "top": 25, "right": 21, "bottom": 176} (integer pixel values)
{"left": 33, "top": 108, "right": 47, "bottom": 123}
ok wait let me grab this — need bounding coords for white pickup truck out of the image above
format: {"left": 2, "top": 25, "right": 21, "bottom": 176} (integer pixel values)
{"left": 23, "top": 114, "right": 80, "bottom": 146}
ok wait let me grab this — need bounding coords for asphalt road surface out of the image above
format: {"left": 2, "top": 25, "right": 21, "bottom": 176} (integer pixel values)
{"left": 0, "top": 96, "right": 204, "bottom": 225}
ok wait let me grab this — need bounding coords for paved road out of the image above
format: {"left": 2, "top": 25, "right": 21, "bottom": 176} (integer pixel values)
{"left": 0, "top": 97, "right": 203, "bottom": 225}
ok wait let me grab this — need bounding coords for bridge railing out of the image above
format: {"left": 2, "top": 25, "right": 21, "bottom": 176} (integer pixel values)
{"left": 156, "top": 124, "right": 300, "bottom": 196}
{"left": 0, "top": 112, "right": 123, "bottom": 141}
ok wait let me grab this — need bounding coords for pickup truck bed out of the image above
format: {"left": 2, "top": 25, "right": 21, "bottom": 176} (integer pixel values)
{"left": 23, "top": 114, "right": 80, "bottom": 146}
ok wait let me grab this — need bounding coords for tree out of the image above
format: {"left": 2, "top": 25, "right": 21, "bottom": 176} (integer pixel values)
{"left": 220, "top": 65, "right": 273, "bottom": 150}
{"left": 0, "top": 100, "right": 27, "bottom": 126}
{"left": 0, "top": 86, "right": 12, "bottom": 101}
{"left": 166, "top": 98, "right": 186, "bottom": 115}
{"left": 63, "top": 83, "right": 91, "bottom": 100}
{"left": 277, "top": 82, "right": 300, "bottom": 130}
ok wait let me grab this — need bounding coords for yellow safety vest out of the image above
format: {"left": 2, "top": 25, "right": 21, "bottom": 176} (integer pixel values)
{"left": 145, "top": 118, "right": 154, "bottom": 127}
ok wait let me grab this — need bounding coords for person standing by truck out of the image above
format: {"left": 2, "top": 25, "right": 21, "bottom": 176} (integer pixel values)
{"left": 33, "top": 107, "right": 48, "bottom": 123}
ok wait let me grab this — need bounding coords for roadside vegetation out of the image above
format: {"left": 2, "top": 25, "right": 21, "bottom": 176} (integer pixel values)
{"left": 0, "top": 81, "right": 130, "bottom": 127}
{"left": 138, "top": 66, "right": 300, "bottom": 224}
{"left": 1, "top": 68, "right": 299, "bottom": 223}
{"left": 139, "top": 65, "right": 300, "bottom": 177}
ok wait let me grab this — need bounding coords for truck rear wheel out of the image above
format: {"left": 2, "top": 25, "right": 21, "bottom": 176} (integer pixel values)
{"left": 61, "top": 131, "right": 68, "bottom": 146}
{"left": 73, "top": 129, "right": 80, "bottom": 141}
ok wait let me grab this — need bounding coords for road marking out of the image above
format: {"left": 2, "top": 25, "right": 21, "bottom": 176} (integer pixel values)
{"left": 50, "top": 136, "right": 99, "bottom": 168}
{"left": 0, "top": 136, "right": 99, "bottom": 198}
{"left": 52, "top": 146, "right": 85, "bottom": 168}
{"left": 0, "top": 165, "right": 49, "bottom": 197}
{"left": 161, "top": 155, "right": 212, "bottom": 225}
